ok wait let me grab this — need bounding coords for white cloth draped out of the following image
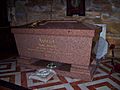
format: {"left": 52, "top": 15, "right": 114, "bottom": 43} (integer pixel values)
{"left": 94, "top": 37, "right": 108, "bottom": 60}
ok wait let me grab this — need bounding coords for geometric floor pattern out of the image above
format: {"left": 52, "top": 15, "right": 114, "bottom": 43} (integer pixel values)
{"left": 0, "top": 59, "right": 120, "bottom": 90}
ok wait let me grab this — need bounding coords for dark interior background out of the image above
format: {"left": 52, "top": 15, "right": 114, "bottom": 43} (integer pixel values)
{"left": 0, "top": 0, "right": 18, "bottom": 60}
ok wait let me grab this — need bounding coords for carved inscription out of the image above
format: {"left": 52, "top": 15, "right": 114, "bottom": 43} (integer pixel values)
{"left": 28, "top": 38, "right": 55, "bottom": 53}
{"left": 27, "top": 37, "right": 72, "bottom": 56}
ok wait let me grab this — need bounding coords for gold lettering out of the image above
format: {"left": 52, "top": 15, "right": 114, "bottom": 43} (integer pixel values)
{"left": 39, "top": 38, "right": 55, "bottom": 44}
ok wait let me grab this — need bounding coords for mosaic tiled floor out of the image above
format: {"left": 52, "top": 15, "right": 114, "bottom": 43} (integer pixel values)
{"left": 0, "top": 59, "right": 120, "bottom": 90}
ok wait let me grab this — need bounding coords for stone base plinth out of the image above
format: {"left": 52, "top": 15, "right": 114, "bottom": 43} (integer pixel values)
{"left": 17, "top": 57, "right": 96, "bottom": 81}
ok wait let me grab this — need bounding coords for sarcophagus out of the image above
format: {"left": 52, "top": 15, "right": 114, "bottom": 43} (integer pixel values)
{"left": 12, "top": 20, "right": 101, "bottom": 81}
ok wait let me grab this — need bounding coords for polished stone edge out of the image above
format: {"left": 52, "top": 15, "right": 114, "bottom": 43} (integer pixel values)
{"left": 11, "top": 28, "right": 95, "bottom": 37}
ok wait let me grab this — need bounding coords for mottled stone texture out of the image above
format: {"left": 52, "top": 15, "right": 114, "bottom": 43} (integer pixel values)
{"left": 12, "top": 21, "right": 100, "bottom": 81}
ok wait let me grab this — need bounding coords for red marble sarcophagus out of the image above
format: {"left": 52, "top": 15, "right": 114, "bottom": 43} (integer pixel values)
{"left": 12, "top": 20, "right": 101, "bottom": 81}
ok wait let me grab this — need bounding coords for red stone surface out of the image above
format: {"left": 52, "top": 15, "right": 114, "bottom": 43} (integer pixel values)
{"left": 12, "top": 20, "right": 100, "bottom": 81}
